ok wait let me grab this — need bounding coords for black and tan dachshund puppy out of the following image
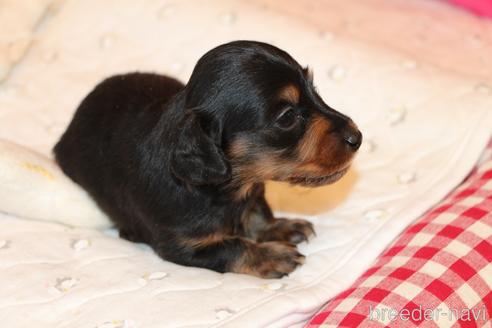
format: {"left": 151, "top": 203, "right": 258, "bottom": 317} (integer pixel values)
{"left": 54, "top": 41, "right": 362, "bottom": 278}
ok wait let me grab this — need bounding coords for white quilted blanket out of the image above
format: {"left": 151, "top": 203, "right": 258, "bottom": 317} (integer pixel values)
{"left": 1, "top": 0, "right": 492, "bottom": 327}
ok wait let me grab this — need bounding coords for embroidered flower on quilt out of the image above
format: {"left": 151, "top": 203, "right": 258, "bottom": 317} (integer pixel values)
{"left": 54, "top": 277, "right": 79, "bottom": 293}
{"left": 137, "top": 271, "right": 169, "bottom": 286}
{"left": 328, "top": 65, "right": 347, "bottom": 82}
{"left": 263, "top": 282, "right": 285, "bottom": 291}
{"left": 363, "top": 209, "right": 388, "bottom": 222}
{"left": 100, "top": 34, "right": 117, "bottom": 50}
{"left": 157, "top": 3, "right": 176, "bottom": 19}
{"left": 397, "top": 171, "right": 417, "bottom": 184}
{"left": 386, "top": 106, "right": 406, "bottom": 126}
{"left": 219, "top": 12, "right": 237, "bottom": 25}
{"left": 71, "top": 239, "right": 91, "bottom": 251}
{"left": 401, "top": 59, "right": 418, "bottom": 70}
{"left": 96, "top": 319, "right": 135, "bottom": 328}
{"left": 0, "top": 240, "right": 10, "bottom": 250}
{"left": 319, "top": 30, "right": 334, "bottom": 42}
{"left": 360, "top": 139, "right": 377, "bottom": 154}
{"left": 215, "top": 308, "right": 234, "bottom": 320}
{"left": 169, "top": 61, "right": 184, "bottom": 74}
{"left": 475, "top": 83, "right": 491, "bottom": 94}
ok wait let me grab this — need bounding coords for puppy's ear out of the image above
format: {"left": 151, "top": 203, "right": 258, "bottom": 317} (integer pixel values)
{"left": 170, "top": 111, "right": 231, "bottom": 185}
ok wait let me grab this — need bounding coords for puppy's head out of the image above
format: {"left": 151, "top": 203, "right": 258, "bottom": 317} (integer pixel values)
{"left": 171, "top": 41, "right": 362, "bottom": 197}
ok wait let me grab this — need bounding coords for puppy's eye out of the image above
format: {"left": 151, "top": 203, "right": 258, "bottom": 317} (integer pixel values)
{"left": 275, "top": 106, "right": 300, "bottom": 129}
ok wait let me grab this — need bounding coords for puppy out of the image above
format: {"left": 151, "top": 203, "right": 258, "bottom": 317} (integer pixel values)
{"left": 54, "top": 41, "right": 362, "bottom": 278}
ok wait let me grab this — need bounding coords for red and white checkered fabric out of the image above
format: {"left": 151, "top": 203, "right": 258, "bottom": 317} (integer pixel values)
{"left": 307, "top": 142, "right": 492, "bottom": 327}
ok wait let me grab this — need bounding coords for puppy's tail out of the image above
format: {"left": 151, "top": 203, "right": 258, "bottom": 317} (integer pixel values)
{"left": 0, "top": 139, "right": 112, "bottom": 229}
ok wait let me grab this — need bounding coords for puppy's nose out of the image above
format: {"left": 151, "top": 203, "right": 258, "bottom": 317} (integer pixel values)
{"left": 342, "top": 129, "right": 362, "bottom": 151}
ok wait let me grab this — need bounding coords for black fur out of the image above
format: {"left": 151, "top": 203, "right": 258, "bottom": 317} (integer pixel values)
{"left": 54, "top": 41, "right": 361, "bottom": 278}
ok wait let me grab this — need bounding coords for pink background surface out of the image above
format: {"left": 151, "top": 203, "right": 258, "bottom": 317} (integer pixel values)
{"left": 448, "top": 0, "right": 492, "bottom": 17}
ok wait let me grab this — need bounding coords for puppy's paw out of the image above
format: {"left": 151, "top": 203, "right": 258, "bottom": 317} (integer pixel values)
{"left": 232, "top": 241, "right": 305, "bottom": 279}
{"left": 257, "top": 218, "right": 315, "bottom": 244}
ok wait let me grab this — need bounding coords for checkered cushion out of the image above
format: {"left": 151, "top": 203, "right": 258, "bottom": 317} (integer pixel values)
{"left": 307, "top": 142, "right": 492, "bottom": 327}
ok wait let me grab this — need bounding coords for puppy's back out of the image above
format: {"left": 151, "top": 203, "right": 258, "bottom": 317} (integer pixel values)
{"left": 54, "top": 72, "right": 184, "bottom": 201}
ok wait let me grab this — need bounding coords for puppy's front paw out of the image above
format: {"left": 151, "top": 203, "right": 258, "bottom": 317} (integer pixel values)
{"left": 233, "top": 241, "right": 305, "bottom": 279}
{"left": 257, "top": 218, "right": 315, "bottom": 244}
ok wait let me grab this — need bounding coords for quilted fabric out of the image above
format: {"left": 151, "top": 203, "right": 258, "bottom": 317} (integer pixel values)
{"left": 265, "top": 0, "right": 492, "bottom": 85}
{"left": 0, "top": 0, "right": 55, "bottom": 82}
{"left": 307, "top": 142, "right": 492, "bottom": 327}
{"left": 0, "top": 1, "right": 492, "bottom": 327}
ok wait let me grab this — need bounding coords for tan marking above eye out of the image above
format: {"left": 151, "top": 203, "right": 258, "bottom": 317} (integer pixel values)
{"left": 278, "top": 84, "right": 300, "bottom": 104}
